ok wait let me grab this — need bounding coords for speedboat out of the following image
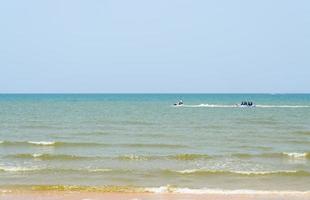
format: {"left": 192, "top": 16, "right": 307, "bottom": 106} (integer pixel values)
{"left": 237, "top": 101, "right": 256, "bottom": 108}
{"left": 173, "top": 100, "right": 184, "bottom": 106}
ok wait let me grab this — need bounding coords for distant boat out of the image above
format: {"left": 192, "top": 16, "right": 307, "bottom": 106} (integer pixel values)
{"left": 237, "top": 101, "right": 256, "bottom": 108}
{"left": 173, "top": 100, "right": 183, "bottom": 106}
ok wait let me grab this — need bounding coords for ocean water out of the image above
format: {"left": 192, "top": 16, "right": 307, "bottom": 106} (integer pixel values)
{"left": 0, "top": 94, "right": 309, "bottom": 192}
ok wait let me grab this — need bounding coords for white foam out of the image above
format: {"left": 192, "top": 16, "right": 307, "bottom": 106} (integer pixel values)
{"left": 256, "top": 105, "right": 310, "bottom": 108}
{"left": 175, "top": 104, "right": 310, "bottom": 108}
{"left": 28, "top": 141, "right": 55, "bottom": 145}
{"left": 182, "top": 104, "right": 235, "bottom": 108}
{"left": 175, "top": 169, "right": 299, "bottom": 175}
{"left": 89, "top": 168, "right": 112, "bottom": 172}
{"left": 145, "top": 186, "right": 310, "bottom": 194}
{"left": 233, "top": 170, "right": 298, "bottom": 175}
{"left": 283, "top": 152, "right": 308, "bottom": 159}
{"left": 146, "top": 186, "right": 174, "bottom": 193}
{"left": 176, "top": 169, "right": 203, "bottom": 174}
{"left": 0, "top": 166, "right": 38, "bottom": 172}
{"left": 32, "top": 153, "right": 44, "bottom": 158}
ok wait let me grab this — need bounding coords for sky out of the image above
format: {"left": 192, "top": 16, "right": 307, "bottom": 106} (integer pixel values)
{"left": 0, "top": 0, "right": 309, "bottom": 93}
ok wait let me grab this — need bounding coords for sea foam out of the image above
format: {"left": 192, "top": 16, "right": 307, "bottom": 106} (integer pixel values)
{"left": 28, "top": 141, "right": 56, "bottom": 146}
{"left": 0, "top": 166, "right": 39, "bottom": 172}
{"left": 172, "top": 169, "right": 309, "bottom": 176}
{"left": 145, "top": 185, "right": 310, "bottom": 194}
{"left": 283, "top": 152, "right": 309, "bottom": 159}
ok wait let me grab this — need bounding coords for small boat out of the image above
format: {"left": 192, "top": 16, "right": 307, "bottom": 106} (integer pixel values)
{"left": 174, "top": 100, "right": 184, "bottom": 106}
{"left": 237, "top": 101, "right": 256, "bottom": 108}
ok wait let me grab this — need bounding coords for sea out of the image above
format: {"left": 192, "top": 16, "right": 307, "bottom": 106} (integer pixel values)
{"left": 0, "top": 94, "right": 309, "bottom": 193}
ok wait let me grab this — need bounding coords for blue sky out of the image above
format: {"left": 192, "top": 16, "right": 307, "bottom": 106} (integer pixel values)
{"left": 0, "top": 0, "right": 309, "bottom": 93}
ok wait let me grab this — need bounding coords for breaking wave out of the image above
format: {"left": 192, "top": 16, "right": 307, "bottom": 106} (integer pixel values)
{"left": 0, "top": 141, "right": 103, "bottom": 147}
{"left": 28, "top": 141, "right": 56, "bottom": 145}
{"left": 0, "top": 167, "right": 115, "bottom": 173}
{"left": 168, "top": 154, "right": 211, "bottom": 160}
{"left": 0, "top": 167, "right": 40, "bottom": 172}
{"left": 0, "top": 141, "right": 187, "bottom": 149}
{"left": 233, "top": 152, "right": 310, "bottom": 159}
{"left": 145, "top": 186, "right": 310, "bottom": 194}
{"left": 168, "top": 169, "right": 310, "bottom": 176}
{"left": 6, "top": 153, "right": 94, "bottom": 161}
{"left": 18, "top": 185, "right": 310, "bottom": 194}
{"left": 118, "top": 154, "right": 210, "bottom": 161}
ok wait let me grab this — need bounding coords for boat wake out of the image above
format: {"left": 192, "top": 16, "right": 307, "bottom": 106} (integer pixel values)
{"left": 174, "top": 104, "right": 310, "bottom": 108}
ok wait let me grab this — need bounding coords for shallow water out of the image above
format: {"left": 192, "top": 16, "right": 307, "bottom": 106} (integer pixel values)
{"left": 0, "top": 94, "right": 309, "bottom": 191}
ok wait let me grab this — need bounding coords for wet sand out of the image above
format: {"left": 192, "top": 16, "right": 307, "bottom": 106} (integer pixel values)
{"left": 1, "top": 190, "right": 310, "bottom": 200}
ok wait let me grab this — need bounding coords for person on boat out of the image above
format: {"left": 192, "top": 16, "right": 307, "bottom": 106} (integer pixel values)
{"left": 174, "top": 100, "right": 183, "bottom": 106}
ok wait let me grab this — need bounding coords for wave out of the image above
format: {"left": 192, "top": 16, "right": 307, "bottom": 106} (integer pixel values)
{"left": 145, "top": 186, "right": 310, "bottom": 194}
{"left": 117, "top": 155, "right": 150, "bottom": 161}
{"left": 1, "top": 165, "right": 310, "bottom": 178}
{"left": 6, "top": 153, "right": 95, "bottom": 161}
{"left": 283, "top": 152, "right": 310, "bottom": 159}
{"left": 5, "top": 152, "right": 309, "bottom": 162}
{"left": 116, "top": 153, "right": 211, "bottom": 161}
{"left": 176, "top": 104, "right": 310, "bottom": 108}
{"left": 233, "top": 152, "right": 310, "bottom": 159}
{"left": 288, "top": 140, "right": 310, "bottom": 145}
{"left": 293, "top": 131, "right": 310, "bottom": 136}
{"left": 30, "top": 185, "right": 145, "bottom": 192}
{"left": 0, "top": 167, "right": 115, "bottom": 173}
{"left": 88, "top": 168, "right": 113, "bottom": 172}
{"left": 28, "top": 141, "right": 56, "bottom": 145}
{"left": 0, "top": 141, "right": 187, "bottom": 149}
{"left": 168, "top": 154, "right": 211, "bottom": 160}
{"left": 9, "top": 153, "right": 143, "bottom": 161}
{"left": 0, "top": 167, "right": 40, "bottom": 172}
{"left": 5, "top": 153, "right": 210, "bottom": 162}
{"left": 0, "top": 141, "right": 102, "bottom": 147}
{"left": 237, "top": 145, "right": 273, "bottom": 150}
{"left": 10, "top": 185, "right": 310, "bottom": 194}
{"left": 168, "top": 169, "right": 310, "bottom": 176}
{"left": 117, "top": 154, "right": 211, "bottom": 161}
{"left": 122, "top": 143, "right": 187, "bottom": 148}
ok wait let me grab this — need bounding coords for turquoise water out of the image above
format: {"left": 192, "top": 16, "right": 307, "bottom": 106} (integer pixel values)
{"left": 0, "top": 94, "right": 310, "bottom": 191}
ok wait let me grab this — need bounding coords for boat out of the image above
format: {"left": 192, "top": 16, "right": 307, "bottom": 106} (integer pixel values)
{"left": 173, "top": 100, "right": 183, "bottom": 106}
{"left": 237, "top": 101, "right": 256, "bottom": 107}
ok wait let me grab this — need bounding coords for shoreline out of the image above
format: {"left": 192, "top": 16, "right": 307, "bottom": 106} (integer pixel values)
{"left": 1, "top": 187, "right": 310, "bottom": 200}
{"left": 1, "top": 190, "right": 310, "bottom": 200}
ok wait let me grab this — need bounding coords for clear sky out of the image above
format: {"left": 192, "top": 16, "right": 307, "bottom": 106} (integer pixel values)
{"left": 0, "top": 0, "right": 309, "bottom": 93}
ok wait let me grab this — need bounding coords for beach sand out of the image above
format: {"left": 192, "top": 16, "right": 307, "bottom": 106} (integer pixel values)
{"left": 1, "top": 190, "right": 310, "bottom": 200}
